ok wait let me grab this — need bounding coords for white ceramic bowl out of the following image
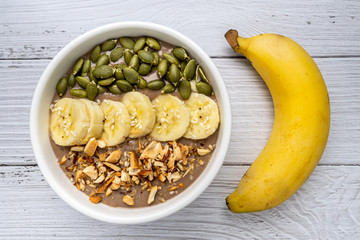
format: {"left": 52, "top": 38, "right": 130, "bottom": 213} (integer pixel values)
{"left": 30, "top": 22, "right": 231, "bottom": 224}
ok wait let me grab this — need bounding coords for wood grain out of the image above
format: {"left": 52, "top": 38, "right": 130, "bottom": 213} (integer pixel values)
{"left": 1, "top": 165, "right": 359, "bottom": 239}
{"left": 1, "top": 0, "right": 360, "bottom": 59}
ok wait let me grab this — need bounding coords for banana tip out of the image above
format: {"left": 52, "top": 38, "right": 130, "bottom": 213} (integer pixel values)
{"left": 225, "top": 29, "right": 239, "bottom": 49}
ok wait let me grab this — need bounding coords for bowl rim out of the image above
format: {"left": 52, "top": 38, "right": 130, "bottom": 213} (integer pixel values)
{"left": 30, "top": 21, "right": 232, "bottom": 224}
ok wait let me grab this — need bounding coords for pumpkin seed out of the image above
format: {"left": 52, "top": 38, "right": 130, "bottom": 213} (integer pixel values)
{"left": 114, "top": 68, "right": 124, "bottom": 79}
{"left": 146, "top": 37, "right": 160, "bottom": 51}
{"left": 138, "top": 50, "right": 154, "bottom": 64}
{"left": 97, "top": 85, "right": 107, "bottom": 94}
{"left": 86, "top": 82, "right": 98, "bottom": 100}
{"left": 98, "top": 77, "right": 116, "bottom": 86}
{"left": 169, "top": 64, "right": 181, "bottom": 84}
{"left": 198, "top": 66, "right": 209, "bottom": 83}
{"left": 138, "top": 63, "right": 151, "bottom": 76}
{"left": 89, "top": 67, "right": 97, "bottom": 83}
{"left": 183, "top": 59, "right": 196, "bottom": 80}
{"left": 123, "top": 67, "right": 139, "bottom": 84}
{"left": 152, "top": 52, "right": 159, "bottom": 65}
{"left": 157, "top": 59, "right": 168, "bottom": 78}
{"left": 137, "top": 77, "right": 147, "bottom": 89}
{"left": 190, "top": 80, "right": 198, "bottom": 92}
{"left": 81, "top": 59, "right": 91, "bottom": 77}
{"left": 134, "top": 37, "right": 146, "bottom": 53}
{"left": 178, "top": 79, "right": 191, "bottom": 100}
{"left": 116, "top": 80, "right": 133, "bottom": 92}
{"left": 108, "top": 84, "right": 122, "bottom": 94}
{"left": 119, "top": 37, "right": 135, "bottom": 49}
{"left": 93, "top": 65, "right": 115, "bottom": 79}
{"left": 67, "top": 73, "right": 76, "bottom": 89}
{"left": 72, "top": 58, "right": 84, "bottom": 75}
{"left": 56, "top": 76, "right": 67, "bottom": 96}
{"left": 75, "top": 76, "right": 90, "bottom": 88}
{"left": 110, "top": 47, "right": 124, "bottom": 62}
{"left": 115, "top": 63, "right": 127, "bottom": 70}
{"left": 129, "top": 54, "right": 140, "bottom": 71}
{"left": 90, "top": 45, "right": 101, "bottom": 63}
{"left": 172, "top": 47, "right": 189, "bottom": 61}
{"left": 196, "top": 82, "right": 213, "bottom": 96}
{"left": 70, "top": 89, "right": 87, "bottom": 98}
{"left": 151, "top": 65, "right": 157, "bottom": 72}
{"left": 96, "top": 54, "right": 109, "bottom": 67}
{"left": 161, "top": 84, "right": 176, "bottom": 94}
{"left": 148, "top": 79, "right": 165, "bottom": 90}
{"left": 101, "top": 39, "right": 117, "bottom": 51}
{"left": 195, "top": 65, "right": 201, "bottom": 82}
{"left": 163, "top": 53, "right": 179, "bottom": 66}
{"left": 124, "top": 49, "right": 134, "bottom": 65}
{"left": 180, "top": 60, "right": 188, "bottom": 72}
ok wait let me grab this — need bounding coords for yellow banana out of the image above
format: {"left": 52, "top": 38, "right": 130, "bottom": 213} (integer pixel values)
{"left": 225, "top": 30, "right": 330, "bottom": 213}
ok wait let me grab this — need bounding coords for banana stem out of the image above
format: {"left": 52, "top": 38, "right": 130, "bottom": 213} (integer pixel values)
{"left": 225, "top": 29, "right": 246, "bottom": 54}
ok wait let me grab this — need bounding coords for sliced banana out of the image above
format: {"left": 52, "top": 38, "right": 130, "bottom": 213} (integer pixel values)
{"left": 183, "top": 93, "right": 220, "bottom": 140}
{"left": 100, "top": 99, "right": 131, "bottom": 146}
{"left": 150, "top": 94, "right": 190, "bottom": 142}
{"left": 50, "top": 98, "right": 90, "bottom": 146}
{"left": 122, "top": 92, "right": 156, "bottom": 138}
{"left": 79, "top": 99, "right": 104, "bottom": 144}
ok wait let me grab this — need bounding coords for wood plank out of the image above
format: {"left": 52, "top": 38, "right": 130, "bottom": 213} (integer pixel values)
{"left": 0, "top": 57, "right": 359, "bottom": 166}
{"left": 1, "top": 0, "right": 360, "bottom": 59}
{"left": 1, "top": 165, "right": 359, "bottom": 239}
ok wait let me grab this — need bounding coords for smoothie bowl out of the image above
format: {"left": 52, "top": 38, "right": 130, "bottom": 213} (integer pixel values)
{"left": 30, "top": 22, "right": 231, "bottom": 224}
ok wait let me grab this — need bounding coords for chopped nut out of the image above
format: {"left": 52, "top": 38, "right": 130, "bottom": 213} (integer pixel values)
{"left": 84, "top": 137, "right": 98, "bottom": 156}
{"left": 89, "top": 195, "right": 102, "bottom": 204}
{"left": 129, "top": 151, "right": 139, "bottom": 169}
{"left": 137, "top": 170, "right": 152, "bottom": 178}
{"left": 154, "top": 161, "right": 164, "bottom": 167}
{"left": 71, "top": 146, "right": 84, "bottom": 152}
{"left": 120, "top": 170, "right": 130, "bottom": 182}
{"left": 93, "top": 174, "right": 105, "bottom": 184}
{"left": 158, "top": 174, "right": 166, "bottom": 182}
{"left": 96, "top": 176, "right": 114, "bottom": 194}
{"left": 103, "top": 162, "right": 121, "bottom": 172}
{"left": 128, "top": 168, "right": 140, "bottom": 176}
{"left": 79, "top": 181, "right": 85, "bottom": 191}
{"left": 199, "top": 160, "right": 204, "bottom": 166}
{"left": 113, "top": 176, "right": 121, "bottom": 185}
{"left": 167, "top": 157, "right": 175, "bottom": 169}
{"left": 105, "top": 188, "right": 113, "bottom": 197}
{"left": 169, "top": 186, "right": 179, "bottom": 191}
{"left": 123, "top": 195, "right": 135, "bottom": 206}
{"left": 75, "top": 169, "right": 83, "bottom": 182}
{"left": 178, "top": 183, "right": 184, "bottom": 188}
{"left": 177, "top": 163, "right": 184, "bottom": 171}
{"left": 147, "top": 186, "right": 158, "bottom": 204}
{"left": 197, "top": 148, "right": 212, "bottom": 156}
{"left": 83, "top": 166, "right": 98, "bottom": 180}
{"left": 208, "top": 145, "right": 214, "bottom": 150}
{"left": 59, "top": 156, "right": 67, "bottom": 165}
{"left": 99, "top": 152, "right": 109, "bottom": 162}
{"left": 168, "top": 172, "right": 181, "bottom": 183}
{"left": 173, "top": 144, "right": 183, "bottom": 160}
{"left": 105, "top": 149, "right": 121, "bottom": 163}
{"left": 159, "top": 197, "right": 166, "bottom": 203}
{"left": 140, "top": 141, "right": 162, "bottom": 159}
{"left": 97, "top": 139, "right": 106, "bottom": 148}
{"left": 110, "top": 182, "right": 120, "bottom": 190}
{"left": 99, "top": 166, "right": 107, "bottom": 174}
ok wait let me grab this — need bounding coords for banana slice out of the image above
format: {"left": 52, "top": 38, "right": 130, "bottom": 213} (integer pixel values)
{"left": 100, "top": 99, "right": 131, "bottom": 146}
{"left": 150, "top": 94, "right": 190, "bottom": 142}
{"left": 50, "top": 98, "right": 90, "bottom": 146}
{"left": 122, "top": 92, "right": 156, "bottom": 138}
{"left": 79, "top": 99, "right": 104, "bottom": 144}
{"left": 183, "top": 93, "right": 220, "bottom": 140}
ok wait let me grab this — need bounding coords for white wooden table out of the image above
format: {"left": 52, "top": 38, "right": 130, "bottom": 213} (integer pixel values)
{"left": 1, "top": 1, "right": 360, "bottom": 239}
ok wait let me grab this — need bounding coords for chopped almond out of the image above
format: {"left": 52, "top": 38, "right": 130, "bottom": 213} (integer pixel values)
{"left": 197, "top": 148, "right": 212, "bottom": 156}
{"left": 75, "top": 169, "right": 83, "bottom": 182}
{"left": 169, "top": 186, "right": 179, "bottom": 191}
{"left": 158, "top": 174, "right": 166, "bottom": 182}
{"left": 59, "top": 155, "right": 67, "bottom": 165}
{"left": 129, "top": 151, "right": 139, "bottom": 169}
{"left": 137, "top": 170, "right": 152, "bottom": 178}
{"left": 105, "top": 188, "right": 113, "bottom": 197}
{"left": 89, "top": 195, "right": 102, "bottom": 204}
{"left": 109, "top": 183, "right": 120, "bottom": 190}
{"left": 84, "top": 137, "right": 98, "bottom": 156}
{"left": 167, "top": 157, "right": 175, "bottom": 169}
{"left": 97, "top": 139, "right": 106, "bottom": 148}
{"left": 113, "top": 176, "right": 121, "bottom": 185}
{"left": 83, "top": 166, "right": 98, "bottom": 180}
{"left": 140, "top": 141, "right": 162, "bottom": 159}
{"left": 120, "top": 170, "right": 130, "bottom": 182}
{"left": 103, "top": 162, "right": 121, "bottom": 172}
{"left": 71, "top": 146, "right": 84, "bottom": 152}
{"left": 96, "top": 176, "right": 114, "bottom": 194}
{"left": 147, "top": 186, "right": 158, "bottom": 204}
{"left": 93, "top": 173, "right": 105, "bottom": 184}
{"left": 123, "top": 195, "right": 135, "bottom": 206}
{"left": 105, "top": 149, "right": 121, "bottom": 163}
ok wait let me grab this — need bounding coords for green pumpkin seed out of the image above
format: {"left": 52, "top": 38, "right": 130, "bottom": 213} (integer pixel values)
{"left": 129, "top": 54, "right": 140, "bottom": 71}
{"left": 116, "top": 80, "right": 133, "bottom": 92}
{"left": 178, "top": 79, "right": 191, "bottom": 100}
{"left": 134, "top": 37, "right": 146, "bottom": 53}
{"left": 137, "top": 77, "right": 147, "bottom": 89}
{"left": 196, "top": 82, "right": 213, "bottom": 96}
{"left": 163, "top": 53, "right": 179, "bottom": 66}
{"left": 172, "top": 47, "right": 189, "bottom": 61}
{"left": 97, "top": 85, "right": 107, "bottom": 94}
{"left": 152, "top": 52, "right": 160, "bottom": 65}
{"left": 70, "top": 89, "right": 87, "bottom": 98}
{"left": 86, "top": 82, "right": 98, "bottom": 100}
{"left": 90, "top": 45, "right": 101, "bottom": 63}
{"left": 114, "top": 68, "right": 125, "bottom": 79}
{"left": 138, "top": 63, "right": 152, "bottom": 76}
{"left": 67, "top": 73, "right": 76, "bottom": 89}
{"left": 190, "top": 80, "right": 198, "bottom": 92}
{"left": 110, "top": 47, "right": 124, "bottom": 62}
{"left": 72, "top": 58, "right": 84, "bottom": 75}
{"left": 81, "top": 59, "right": 91, "bottom": 77}
{"left": 56, "top": 76, "right": 67, "bottom": 96}
{"left": 138, "top": 50, "right": 154, "bottom": 64}
{"left": 161, "top": 84, "right": 176, "bottom": 94}
{"left": 119, "top": 37, "right": 135, "bottom": 49}
{"left": 101, "top": 39, "right": 117, "bottom": 51}
{"left": 146, "top": 37, "right": 161, "bottom": 51}
{"left": 169, "top": 63, "right": 181, "bottom": 84}
{"left": 195, "top": 65, "right": 201, "bottom": 82}
{"left": 183, "top": 59, "right": 196, "bottom": 80}
{"left": 115, "top": 63, "right": 127, "bottom": 70}
{"left": 108, "top": 84, "right": 122, "bottom": 94}
{"left": 151, "top": 65, "right": 158, "bottom": 72}
{"left": 123, "top": 67, "right": 139, "bottom": 84}
{"left": 148, "top": 79, "right": 165, "bottom": 90}
{"left": 96, "top": 54, "right": 109, "bottom": 67}
{"left": 89, "top": 67, "right": 97, "bottom": 83}
{"left": 98, "top": 77, "right": 116, "bottom": 86}
{"left": 157, "top": 59, "right": 168, "bottom": 78}
{"left": 124, "top": 49, "right": 134, "bottom": 65}
{"left": 180, "top": 60, "right": 188, "bottom": 72}
{"left": 75, "top": 76, "right": 90, "bottom": 88}
{"left": 198, "top": 66, "right": 209, "bottom": 83}
{"left": 93, "top": 65, "right": 115, "bottom": 79}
